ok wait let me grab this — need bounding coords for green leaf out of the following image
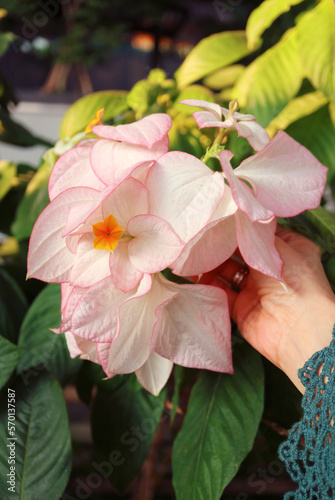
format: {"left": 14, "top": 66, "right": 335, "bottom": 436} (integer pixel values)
{"left": 172, "top": 342, "right": 264, "bottom": 500}
{"left": 0, "top": 32, "right": 15, "bottom": 57}
{"left": 176, "top": 31, "right": 256, "bottom": 89}
{"left": 203, "top": 64, "right": 245, "bottom": 91}
{"left": 285, "top": 104, "right": 335, "bottom": 183}
{"left": 127, "top": 79, "right": 161, "bottom": 118}
{"left": 233, "top": 28, "right": 303, "bottom": 126}
{"left": 304, "top": 206, "right": 335, "bottom": 245}
{"left": 11, "top": 164, "right": 50, "bottom": 241}
{"left": 59, "top": 90, "right": 128, "bottom": 139}
{"left": 170, "top": 365, "right": 198, "bottom": 423}
{"left": 266, "top": 90, "right": 329, "bottom": 138}
{"left": 47, "top": 333, "right": 83, "bottom": 387}
{"left": 0, "top": 268, "right": 27, "bottom": 344}
{"left": 0, "top": 109, "right": 52, "bottom": 148}
{"left": 0, "top": 160, "right": 16, "bottom": 200}
{"left": 168, "top": 119, "right": 208, "bottom": 158}
{"left": 17, "top": 284, "right": 61, "bottom": 370}
{"left": 0, "top": 337, "right": 19, "bottom": 389}
{"left": 17, "top": 284, "right": 81, "bottom": 385}
{"left": 173, "top": 85, "right": 214, "bottom": 113}
{"left": 296, "top": 0, "right": 335, "bottom": 100}
{"left": 0, "top": 372, "right": 71, "bottom": 500}
{"left": 246, "top": 0, "right": 304, "bottom": 50}
{"left": 91, "top": 374, "right": 166, "bottom": 492}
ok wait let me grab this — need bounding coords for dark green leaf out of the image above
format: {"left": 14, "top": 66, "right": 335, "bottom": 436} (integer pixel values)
{"left": 0, "top": 109, "right": 52, "bottom": 148}
{"left": 17, "top": 284, "right": 81, "bottom": 385}
{"left": 91, "top": 374, "right": 166, "bottom": 492}
{"left": 0, "top": 337, "right": 19, "bottom": 389}
{"left": 172, "top": 342, "right": 264, "bottom": 500}
{"left": 0, "top": 268, "right": 27, "bottom": 343}
{"left": 304, "top": 206, "right": 335, "bottom": 250}
{"left": 0, "top": 372, "right": 71, "bottom": 500}
{"left": 285, "top": 104, "right": 335, "bottom": 183}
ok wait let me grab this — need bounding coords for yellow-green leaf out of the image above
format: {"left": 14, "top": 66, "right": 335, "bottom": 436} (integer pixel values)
{"left": 246, "top": 0, "right": 305, "bottom": 50}
{"left": 176, "top": 31, "right": 256, "bottom": 89}
{"left": 266, "top": 90, "right": 329, "bottom": 138}
{"left": 296, "top": 0, "right": 335, "bottom": 100}
{"left": 0, "top": 160, "right": 16, "bottom": 200}
{"left": 59, "top": 90, "right": 128, "bottom": 139}
{"left": 203, "top": 64, "right": 245, "bottom": 91}
{"left": 233, "top": 28, "right": 303, "bottom": 126}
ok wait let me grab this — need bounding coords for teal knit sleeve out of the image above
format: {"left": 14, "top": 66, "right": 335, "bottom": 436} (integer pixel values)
{"left": 278, "top": 325, "right": 335, "bottom": 499}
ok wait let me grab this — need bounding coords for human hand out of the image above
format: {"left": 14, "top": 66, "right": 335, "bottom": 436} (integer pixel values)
{"left": 199, "top": 227, "right": 335, "bottom": 393}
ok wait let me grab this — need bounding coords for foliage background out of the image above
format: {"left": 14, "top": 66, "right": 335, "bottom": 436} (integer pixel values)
{"left": 0, "top": 0, "right": 335, "bottom": 498}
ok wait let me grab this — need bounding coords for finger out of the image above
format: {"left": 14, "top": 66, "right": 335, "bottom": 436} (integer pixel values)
{"left": 214, "top": 258, "right": 249, "bottom": 289}
{"left": 275, "top": 225, "right": 321, "bottom": 259}
{"left": 197, "top": 270, "right": 238, "bottom": 314}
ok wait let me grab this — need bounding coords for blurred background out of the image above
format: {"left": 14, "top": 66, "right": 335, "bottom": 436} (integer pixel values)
{"left": 0, "top": 0, "right": 259, "bottom": 164}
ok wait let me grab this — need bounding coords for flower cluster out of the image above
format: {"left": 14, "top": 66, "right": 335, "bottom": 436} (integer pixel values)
{"left": 27, "top": 99, "right": 327, "bottom": 394}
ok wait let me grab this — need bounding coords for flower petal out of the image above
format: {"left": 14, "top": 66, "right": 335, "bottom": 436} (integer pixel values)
{"left": 147, "top": 151, "right": 225, "bottom": 242}
{"left": 127, "top": 215, "right": 183, "bottom": 273}
{"left": 27, "top": 187, "right": 100, "bottom": 282}
{"left": 70, "top": 274, "right": 152, "bottom": 342}
{"left": 96, "top": 274, "right": 173, "bottom": 374}
{"left": 65, "top": 332, "right": 100, "bottom": 362}
{"left": 49, "top": 146, "right": 105, "bottom": 201}
{"left": 69, "top": 233, "right": 111, "bottom": 287}
{"left": 154, "top": 274, "right": 233, "bottom": 373}
{"left": 90, "top": 136, "right": 168, "bottom": 186}
{"left": 219, "top": 150, "right": 274, "bottom": 221}
{"left": 92, "top": 113, "right": 172, "bottom": 148}
{"left": 172, "top": 215, "right": 237, "bottom": 276}
{"left": 171, "top": 187, "right": 238, "bottom": 275}
{"left": 192, "top": 111, "right": 228, "bottom": 129}
{"left": 109, "top": 241, "right": 143, "bottom": 293}
{"left": 57, "top": 285, "right": 86, "bottom": 333}
{"left": 233, "top": 118, "right": 270, "bottom": 151}
{"left": 179, "top": 99, "right": 222, "bottom": 118}
{"left": 135, "top": 351, "right": 173, "bottom": 395}
{"left": 102, "top": 177, "right": 149, "bottom": 229}
{"left": 235, "top": 210, "right": 282, "bottom": 280}
{"left": 234, "top": 131, "right": 328, "bottom": 217}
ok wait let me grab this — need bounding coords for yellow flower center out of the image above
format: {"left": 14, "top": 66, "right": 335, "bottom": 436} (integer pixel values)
{"left": 92, "top": 214, "right": 123, "bottom": 252}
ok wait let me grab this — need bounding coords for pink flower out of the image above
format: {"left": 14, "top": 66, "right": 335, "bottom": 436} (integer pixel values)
{"left": 59, "top": 273, "right": 232, "bottom": 395}
{"left": 157, "top": 132, "right": 327, "bottom": 280}
{"left": 27, "top": 113, "right": 232, "bottom": 394}
{"left": 179, "top": 98, "right": 270, "bottom": 151}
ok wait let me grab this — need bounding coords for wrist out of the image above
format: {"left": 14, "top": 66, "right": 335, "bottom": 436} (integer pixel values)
{"left": 278, "top": 298, "right": 335, "bottom": 393}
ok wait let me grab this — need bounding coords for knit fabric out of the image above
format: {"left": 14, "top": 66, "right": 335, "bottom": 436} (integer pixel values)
{"left": 278, "top": 326, "right": 335, "bottom": 499}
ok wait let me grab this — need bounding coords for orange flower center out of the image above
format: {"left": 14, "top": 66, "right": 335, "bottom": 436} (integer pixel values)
{"left": 92, "top": 214, "right": 123, "bottom": 252}
{"left": 85, "top": 108, "right": 105, "bottom": 134}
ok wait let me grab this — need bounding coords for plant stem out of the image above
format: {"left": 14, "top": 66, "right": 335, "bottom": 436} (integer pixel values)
{"left": 201, "top": 128, "right": 227, "bottom": 164}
